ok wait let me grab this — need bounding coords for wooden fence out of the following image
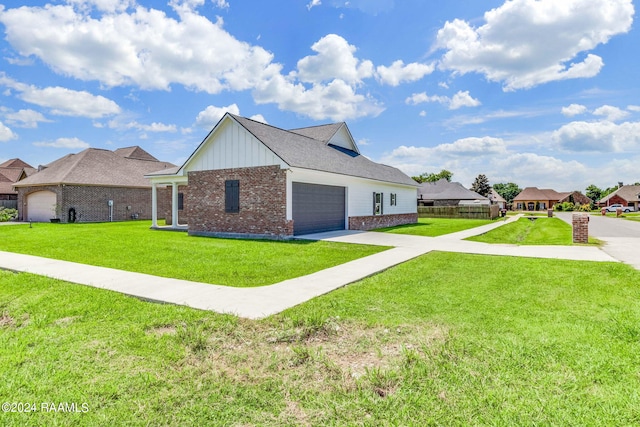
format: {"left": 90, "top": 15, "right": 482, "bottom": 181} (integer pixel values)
{"left": 418, "top": 205, "right": 500, "bottom": 220}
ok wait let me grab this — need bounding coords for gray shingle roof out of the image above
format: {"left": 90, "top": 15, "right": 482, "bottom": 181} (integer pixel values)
{"left": 417, "top": 179, "right": 487, "bottom": 200}
{"left": 289, "top": 123, "right": 344, "bottom": 143}
{"left": 14, "top": 147, "right": 175, "bottom": 188}
{"left": 599, "top": 185, "right": 640, "bottom": 203}
{"left": 230, "top": 114, "right": 416, "bottom": 186}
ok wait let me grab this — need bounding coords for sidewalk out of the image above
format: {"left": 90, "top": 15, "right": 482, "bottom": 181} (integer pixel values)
{"left": 0, "top": 216, "right": 621, "bottom": 319}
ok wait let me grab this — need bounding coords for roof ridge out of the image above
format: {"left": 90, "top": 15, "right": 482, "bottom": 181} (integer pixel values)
{"left": 230, "top": 113, "right": 324, "bottom": 144}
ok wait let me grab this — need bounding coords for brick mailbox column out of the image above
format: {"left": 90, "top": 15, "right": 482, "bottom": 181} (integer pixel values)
{"left": 572, "top": 213, "right": 589, "bottom": 244}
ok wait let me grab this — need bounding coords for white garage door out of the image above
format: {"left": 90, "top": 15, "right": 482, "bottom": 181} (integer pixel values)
{"left": 26, "top": 191, "right": 57, "bottom": 222}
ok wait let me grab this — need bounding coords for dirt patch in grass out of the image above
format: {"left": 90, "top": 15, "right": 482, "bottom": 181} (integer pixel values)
{"left": 174, "top": 317, "right": 449, "bottom": 402}
{"left": 146, "top": 325, "right": 178, "bottom": 336}
{"left": 54, "top": 316, "right": 80, "bottom": 326}
{"left": 0, "top": 311, "right": 15, "bottom": 327}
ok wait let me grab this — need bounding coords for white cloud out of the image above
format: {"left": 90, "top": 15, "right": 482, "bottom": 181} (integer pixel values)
{"left": 379, "top": 142, "right": 588, "bottom": 190}
{"left": 66, "top": 0, "right": 134, "bottom": 13}
{"left": 5, "top": 109, "right": 51, "bottom": 128}
{"left": 33, "top": 137, "right": 90, "bottom": 149}
{"left": 628, "top": 105, "right": 640, "bottom": 112}
{"left": 449, "top": 91, "right": 481, "bottom": 110}
{"left": 561, "top": 103, "right": 587, "bottom": 117}
{"left": 0, "top": 3, "right": 275, "bottom": 93}
{"left": 376, "top": 60, "right": 434, "bottom": 86}
{"left": 195, "top": 104, "right": 240, "bottom": 128}
{"left": 296, "top": 34, "right": 374, "bottom": 85}
{"left": 435, "top": 0, "right": 634, "bottom": 90}
{"left": 307, "top": 0, "right": 321, "bottom": 11}
{"left": 592, "top": 105, "right": 629, "bottom": 122}
{"left": 108, "top": 119, "right": 177, "bottom": 132}
{"left": 406, "top": 90, "right": 480, "bottom": 110}
{"left": 0, "top": 74, "right": 120, "bottom": 118}
{"left": 249, "top": 114, "right": 267, "bottom": 124}
{"left": 0, "top": 121, "right": 17, "bottom": 142}
{"left": 253, "top": 74, "right": 384, "bottom": 121}
{"left": 552, "top": 120, "right": 640, "bottom": 152}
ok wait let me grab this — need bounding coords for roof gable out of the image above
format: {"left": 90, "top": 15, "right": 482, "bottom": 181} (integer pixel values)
{"left": 114, "top": 146, "right": 158, "bottom": 161}
{"left": 231, "top": 114, "right": 415, "bottom": 186}
{"left": 600, "top": 185, "right": 640, "bottom": 203}
{"left": 0, "top": 158, "right": 33, "bottom": 169}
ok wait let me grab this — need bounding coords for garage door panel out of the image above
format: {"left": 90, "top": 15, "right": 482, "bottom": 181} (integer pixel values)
{"left": 293, "top": 183, "right": 345, "bottom": 235}
{"left": 26, "top": 191, "right": 57, "bottom": 222}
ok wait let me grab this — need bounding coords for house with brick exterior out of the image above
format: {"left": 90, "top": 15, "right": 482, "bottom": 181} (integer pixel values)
{"left": 146, "top": 113, "right": 418, "bottom": 238}
{"left": 598, "top": 185, "right": 640, "bottom": 210}
{"left": 0, "top": 158, "right": 36, "bottom": 209}
{"left": 513, "top": 187, "right": 591, "bottom": 211}
{"left": 14, "top": 147, "right": 174, "bottom": 222}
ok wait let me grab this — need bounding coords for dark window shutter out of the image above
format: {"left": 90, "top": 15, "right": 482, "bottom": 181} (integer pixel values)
{"left": 380, "top": 193, "right": 384, "bottom": 215}
{"left": 178, "top": 192, "right": 184, "bottom": 210}
{"left": 373, "top": 192, "right": 376, "bottom": 215}
{"left": 225, "top": 180, "right": 240, "bottom": 213}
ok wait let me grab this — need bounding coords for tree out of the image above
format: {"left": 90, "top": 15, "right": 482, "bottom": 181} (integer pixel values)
{"left": 412, "top": 169, "right": 453, "bottom": 184}
{"left": 492, "top": 182, "right": 522, "bottom": 203}
{"left": 585, "top": 184, "right": 602, "bottom": 202}
{"left": 470, "top": 174, "right": 491, "bottom": 197}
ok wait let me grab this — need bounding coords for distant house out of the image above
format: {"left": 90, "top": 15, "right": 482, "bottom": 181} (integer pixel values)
{"left": 146, "top": 113, "right": 418, "bottom": 238}
{"left": 417, "top": 179, "right": 488, "bottom": 206}
{"left": 488, "top": 189, "right": 507, "bottom": 210}
{"left": 598, "top": 185, "right": 640, "bottom": 210}
{"left": 513, "top": 187, "right": 591, "bottom": 211}
{"left": 0, "top": 158, "right": 36, "bottom": 209}
{"left": 14, "top": 147, "right": 175, "bottom": 222}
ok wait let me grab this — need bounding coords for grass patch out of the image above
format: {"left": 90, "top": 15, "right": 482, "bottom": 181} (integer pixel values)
{"left": 1, "top": 253, "right": 640, "bottom": 425}
{"left": 467, "top": 217, "right": 598, "bottom": 245}
{"left": 0, "top": 221, "right": 387, "bottom": 287}
{"left": 375, "top": 217, "right": 495, "bottom": 237}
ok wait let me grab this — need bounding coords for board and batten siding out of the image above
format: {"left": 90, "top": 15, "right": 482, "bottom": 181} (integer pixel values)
{"left": 287, "top": 168, "right": 417, "bottom": 221}
{"left": 185, "top": 119, "right": 287, "bottom": 173}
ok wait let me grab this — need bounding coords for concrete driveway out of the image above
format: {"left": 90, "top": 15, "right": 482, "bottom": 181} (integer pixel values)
{"left": 555, "top": 211, "right": 640, "bottom": 270}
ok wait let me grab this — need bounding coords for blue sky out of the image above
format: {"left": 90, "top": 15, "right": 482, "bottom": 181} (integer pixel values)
{"left": 0, "top": 0, "right": 638, "bottom": 191}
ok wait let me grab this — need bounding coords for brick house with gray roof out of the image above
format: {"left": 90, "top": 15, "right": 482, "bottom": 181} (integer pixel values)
{"left": 146, "top": 113, "right": 418, "bottom": 238}
{"left": 598, "top": 185, "right": 640, "bottom": 210}
{"left": 0, "top": 158, "right": 36, "bottom": 209}
{"left": 14, "top": 147, "right": 175, "bottom": 222}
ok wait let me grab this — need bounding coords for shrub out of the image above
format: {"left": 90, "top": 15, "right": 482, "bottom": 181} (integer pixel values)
{"left": 0, "top": 208, "right": 18, "bottom": 222}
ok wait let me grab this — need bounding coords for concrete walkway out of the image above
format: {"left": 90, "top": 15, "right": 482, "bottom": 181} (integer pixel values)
{"left": 0, "top": 215, "right": 622, "bottom": 319}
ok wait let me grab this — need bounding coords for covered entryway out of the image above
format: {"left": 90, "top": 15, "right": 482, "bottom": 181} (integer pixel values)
{"left": 293, "top": 182, "right": 345, "bottom": 235}
{"left": 26, "top": 191, "right": 56, "bottom": 222}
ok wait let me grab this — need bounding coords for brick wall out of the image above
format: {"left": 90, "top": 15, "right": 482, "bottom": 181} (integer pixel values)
{"left": 160, "top": 185, "right": 188, "bottom": 226}
{"left": 572, "top": 213, "right": 589, "bottom": 244}
{"left": 186, "top": 165, "right": 293, "bottom": 238}
{"left": 17, "top": 185, "right": 165, "bottom": 223}
{"left": 349, "top": 213, "right": 417, "bottom": 231}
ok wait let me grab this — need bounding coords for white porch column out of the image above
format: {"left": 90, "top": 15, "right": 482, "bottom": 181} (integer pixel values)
{"left": 151, "top": 182, "right": 158, "bottom": 228}
{"left": 171, "top": 182, "right": 179, "bottom": 228}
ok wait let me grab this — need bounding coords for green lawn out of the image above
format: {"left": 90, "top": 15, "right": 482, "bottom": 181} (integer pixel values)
{"left": 375, "top": 217, "right": 496, "bottom": 237}
{"left": 467, "top": 217, "right": 597, "bottom": 245}
{"left": 0, "top": 221, "right": 387, "bottom": 287}
{"left": 2, "top": 253, "right": 639, "bottom": 425}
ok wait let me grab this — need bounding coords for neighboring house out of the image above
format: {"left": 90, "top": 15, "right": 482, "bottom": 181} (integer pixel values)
{"left": 14, "top": 147, "right": 175, "bottom": 222}
{"left": 488, "top": 189, "right": 507, "bottom": 209}
{"left": 513, "top": 187, "right": 592, "bottom": 210}
{"left": 557, "top": 191, "right": 592, "bottom": 207}
{"left": 146, "top": 113, "right": 418, "bottom": 238}
{"left": 0, "top": 159, "right": 36, "bottom": 209}
{"left": 417, "top": 179, "right": 488, "bottom": 206}
{"left": 598, "top": 185, "right": 640, "bottom": 210}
